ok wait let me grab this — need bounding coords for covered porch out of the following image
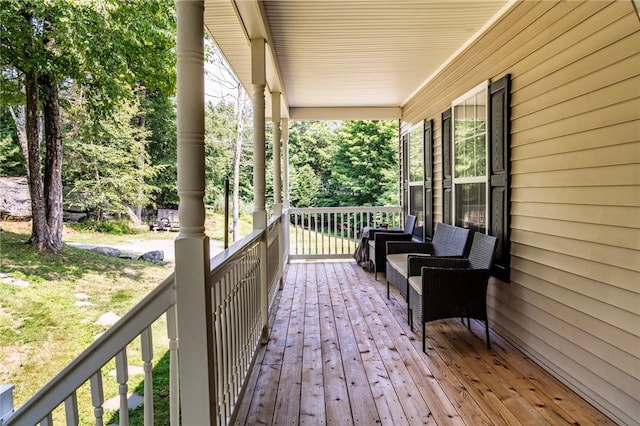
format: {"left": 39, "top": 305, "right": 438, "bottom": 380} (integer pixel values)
{"left": 237, "top": 261, "right": 614, "bottom": 425}
{"left": 4, "top": 0, "right": 638, "bottom": 425}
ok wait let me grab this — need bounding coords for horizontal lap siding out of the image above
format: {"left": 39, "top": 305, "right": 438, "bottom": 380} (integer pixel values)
{"left": 401, "top": 1, "right": 640, "bottom": 424}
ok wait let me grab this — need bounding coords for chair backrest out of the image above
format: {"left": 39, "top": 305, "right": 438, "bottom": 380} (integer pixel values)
{"left": 430, "top": 222, "right": 470, "bottom": 256}
{"left": 403, "top": 214, "right": 417, "bottom": 234}
{"left": 467, "top": 233, "right": 498, "bottom": 270}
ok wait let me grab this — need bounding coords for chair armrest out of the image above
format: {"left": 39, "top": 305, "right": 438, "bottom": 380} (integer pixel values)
{"left": 386, "top": 241, "right": 435, "bottom": 255}
{"left": 369, "top": 228, "right": 405, "bottom": 240}
{"left": 408, "top": 256, "right": 469, "bottom": 276}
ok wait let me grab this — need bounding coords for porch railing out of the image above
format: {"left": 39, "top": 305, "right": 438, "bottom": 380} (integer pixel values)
{"left": 287, "top": 206, "right": 402, "bottom": 259}
{"left": 4, "top": 273, "right": 178, "bottom": 426}
{"left": 6, "top": 218, "right": 284, "bottom": 426}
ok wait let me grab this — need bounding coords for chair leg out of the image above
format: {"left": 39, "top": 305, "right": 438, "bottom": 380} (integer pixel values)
{"left": 386, "top": 281, "right": 390, "bottom": 299}
{"left": 374, "top": 264, "right": 378, "bottom": 280}
{"left": 485, "top": 320, "right": 491, "bottom": 350}
{"left": 422, "top": 322, "right": 426, "bottom": 352}
{"left": 408, "top": 308, "right": 412, "bottom": 330}
{"left": 467, "top": 317, "right": 471, "bottom": 330}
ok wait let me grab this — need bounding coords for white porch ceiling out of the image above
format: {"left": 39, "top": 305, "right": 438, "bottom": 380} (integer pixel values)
{"left": 204, "top": 0, "right": 511, "bottom": 120}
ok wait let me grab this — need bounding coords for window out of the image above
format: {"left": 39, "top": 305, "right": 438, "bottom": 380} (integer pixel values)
{"left": 452, "top": 82, "right": 488, "bottom": 233}
{"left": 408, "top": 124, "right": 424, "bottom": 236}
{"left": 442, "top": 75, "right": 512, "bottom": 281}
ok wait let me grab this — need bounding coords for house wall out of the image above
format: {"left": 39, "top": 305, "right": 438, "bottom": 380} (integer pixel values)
{"left": 401, "top": 1, "right": 640, "bottom": 424}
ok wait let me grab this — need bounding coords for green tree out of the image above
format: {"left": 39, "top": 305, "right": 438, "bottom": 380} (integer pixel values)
{"left": 63, "top": 89, "right": 160, "bottom": 220}
{"left": 328, "top": 120, "right": 399, "bottom": 206}
{"left": 290, "top": 164, "right": 321, "bottom": 208}
{"left": 145, "top": 91, "right": 178, "bottom": 208}
{"left": 0, "top": 0, "right": 175, "bottom": 251}
{"left": 0, "top": 109, "right": 26, "bottom": 176}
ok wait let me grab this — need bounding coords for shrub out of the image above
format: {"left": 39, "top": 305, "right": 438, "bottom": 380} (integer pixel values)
{"left": 69, "top": 219, "right": 136, "bottom": 235}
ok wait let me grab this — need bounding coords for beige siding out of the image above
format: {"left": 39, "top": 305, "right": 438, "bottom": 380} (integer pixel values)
{"left": 401, "top": 1, "right": 640, "bottom": 424}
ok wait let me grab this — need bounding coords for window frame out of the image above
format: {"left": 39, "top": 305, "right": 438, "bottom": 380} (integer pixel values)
{"left": 407, "top": 122, "right": 425, "bottom": 236}
{"left": 451, "top": 81, "right": 489, "bottom": 233}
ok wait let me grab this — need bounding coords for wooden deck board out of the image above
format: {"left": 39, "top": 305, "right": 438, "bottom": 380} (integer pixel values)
{"left": 234, "top": 262, "right": 615, "bottom": 426}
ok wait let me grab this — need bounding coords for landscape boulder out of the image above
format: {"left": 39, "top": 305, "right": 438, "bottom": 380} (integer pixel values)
{"left": 91, "top": 246, "right": 121, "bottom": 258}
{"left": 140, "top": 250, "right": 164, "bottom": 264}
{"left": 0, "top": 176, "right": 31, "bottom": 219}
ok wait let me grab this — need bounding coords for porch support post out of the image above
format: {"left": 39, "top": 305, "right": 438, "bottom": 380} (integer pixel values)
{"left": 251, "top": 38, "right": 269, "bottom": 343}
{"left": 272, "top": 92, "right": 282, "bottom": 216}
{"left": 282, "top": 118, "right": 290, "bottom": 267}
{"left": 175, "top": 1, "right": 215, "bottom": 424}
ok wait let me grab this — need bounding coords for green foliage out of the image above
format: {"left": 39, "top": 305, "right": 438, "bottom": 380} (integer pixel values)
{"left": 290, "top": 164, "right": 321, "bottom": 208}
{"left": 145, "top": 91, "right": 178, "bottom": 207}
{"left": 204, "top": 100, "right": 254, "bottom": 204}
{"left": 0, "top": 111, "right": 25, "bottom": 175}
{"left": 68, "top": 218, "right": 136, "bottom": 235}
{"left": 328, "top": 120, "right": 399, "bottom": 206}
{"left": 0, "top": 0, "right": 177, "bottom": 213}
{"left": 62, "top": 88, "right": 162, "bottom": 218}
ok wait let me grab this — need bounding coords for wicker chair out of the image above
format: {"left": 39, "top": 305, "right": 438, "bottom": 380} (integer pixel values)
{"left": 407, "top": 233, "right": 498, "bottom": 352}
{"left": 385, "top": 222, "right": 470, "bottom": 300}
{"left": 367, "top": 214, "right": 417, "bottom": 280}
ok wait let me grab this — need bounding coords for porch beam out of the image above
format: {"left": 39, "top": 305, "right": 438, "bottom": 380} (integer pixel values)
{"left": 290, "top": 106, "right": 402, "bottom": 120}
{"left": 175, "top": 1, "right": 216, "bottom": 424}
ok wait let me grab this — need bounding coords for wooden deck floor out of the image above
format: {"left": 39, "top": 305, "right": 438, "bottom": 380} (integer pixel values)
{"left": 234, "top": 262, "right": 613, "bottom": 425}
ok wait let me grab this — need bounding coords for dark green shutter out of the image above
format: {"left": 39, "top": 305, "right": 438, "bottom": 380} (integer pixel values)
{"left": 489, "top": 75, "right": 511, "bottom": 282}
{"left": 441, "top": 109, "right": 452, "bottom": 224}
{"left": 423, "top": 119, "right": 434, "bottom": 239}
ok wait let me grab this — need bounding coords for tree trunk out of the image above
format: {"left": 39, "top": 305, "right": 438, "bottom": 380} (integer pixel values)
{"left": 41, "top": 74, "right": 64, "bottom": 252}
{"left": 232, "top": 84, "right": 245, "bottom": 242}
{"left": 8, "top": 105, "right": 30, "bottom": 180}
{"left": 24, "top": 69, "right": 51, "bottom": 251}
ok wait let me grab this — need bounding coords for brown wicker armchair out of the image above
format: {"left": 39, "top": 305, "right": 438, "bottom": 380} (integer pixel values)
{"left": 385, "top": 223, "right": 470, "bottom": 300}
{"left": 407, "top": 232, "right": 498, "bottom": 352}
{"left": 367, "top": 214, "right": 417, "bottom": 280}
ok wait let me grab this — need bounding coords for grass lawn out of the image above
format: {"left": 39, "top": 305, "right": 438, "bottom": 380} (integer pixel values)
{"left": 0, "top": 213, "right": 255, "bottom": 423}
{"left": 0, "top": 221, "right": 176, "bottom": 424}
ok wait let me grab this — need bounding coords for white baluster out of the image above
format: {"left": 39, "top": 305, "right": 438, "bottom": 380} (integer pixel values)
{"left": 64, "top": 392, "right": 79, "bottom": 425}
{"left": 166, "top": 306, "right": 179, "bottom": 426}
{"left": 115, "top": 350, "right": 129, "bottom": 426}
{"left": 141, "top": 327, "right": 154, "bottom": 426}
{"left": 90, "top": 371, "right": 105, "bottom": 426}
{"left": 39, "top": 412, "right": 53, "bottom": 425}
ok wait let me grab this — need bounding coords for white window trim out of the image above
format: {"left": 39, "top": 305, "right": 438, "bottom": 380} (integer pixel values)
{"left": 451, "top": 81, "right": 489, "bottom": 233}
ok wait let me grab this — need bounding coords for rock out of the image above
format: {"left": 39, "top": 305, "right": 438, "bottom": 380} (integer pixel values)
{"left": 118, "top": 251, "right": 138, "bottom": 260}
{"left": 103, "top": 393, "right": 144, "bottom": 411}
{"left": 1, "top": 276, "right": 29, "bottom": 288}
{"left": 0, "top": 176, "right": 31, "bottom": 219}
{"left": 75, "top": 293, "right": 89, "bottom": 300}
{"left": 139, "top": 250, "right": 164, "bottom": 264}
{"left": 74, "top": 301, "right": 92, "bottom": 307}
{"left": 96, "top": 312, "right": 120, "bottom": 327}
{"left": 91, "top": 246, "right": 121, "bottom": 257}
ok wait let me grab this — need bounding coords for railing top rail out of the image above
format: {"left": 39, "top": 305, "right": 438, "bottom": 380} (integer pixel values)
{"left": 209, "top": 229, "right": 263, "bottom": 273}
{"left": 6, "top": 273, "right": 176, "bottom": 425}
{"left": 288, "top": 206, "right": 402, "bottom": 214}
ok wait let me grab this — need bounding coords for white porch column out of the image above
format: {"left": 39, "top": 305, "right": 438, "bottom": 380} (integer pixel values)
{"left": 282, "top": 118, "right": 290, "bottom": 267}
{"left": 251, "top": 38, "right": 269, "bottom": 343}
{"left": 175, "top": 1, "right": 215, "bottom": 424}
{"left": 252, "top": 38, "right": 267, "bottom": 230}
{"left": 272, "top": 92, "right": 282, "bottom": 216}
{"left": 282, "top": 118, "right": 290, "bottom": 210}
